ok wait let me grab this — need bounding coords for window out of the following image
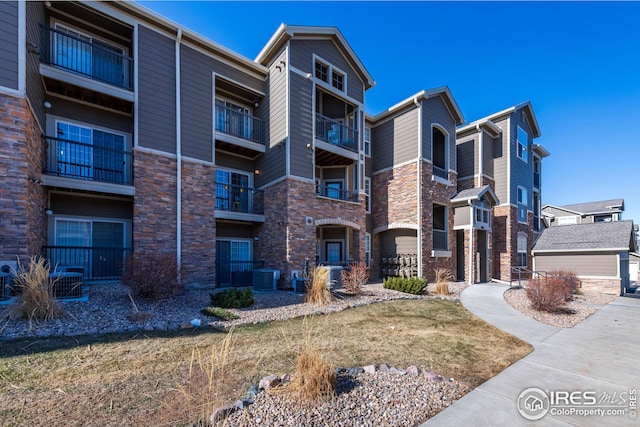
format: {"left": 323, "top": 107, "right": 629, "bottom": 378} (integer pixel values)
{"left": 315, "top": 60, "right": 329, "bottom": 83}
{"left": 331, "top": 70, "right": 344, "bottom": 91}
{"left": 364, "top": 177, "right": 371, "bottom": 213}
{"left": 517, "top": 186, "right": 528, "bottom": 223}
{"left": 215, "top": 98, "right": 252, "bottom": 140}
{"left": 475, "top": 206, "right": 491, "bottom": 228}
{"left": 364, "top": 127, "right": 371, "bottom": 156}
{"left": 517, "top": 126, "right": 528, "bottom": 162}
{"left": 432, "top": 126, "right": 448, "bottom": 180}
{"left": 216, "top": 170, "right": 250, "bottom": 212}
{"left": 558, "top": 216, "right": 578, "bottom": 225}
{"left": 55, "top": 121, "right": 127, "bottom": 184}
{"left": 314, "top": 58, "right": 346, "bottom": 92}
{"left": 54, "top": 23, "right": 127, "bottom": 88}
{"left": 517, "top": 233, "right": 528, "bottom": 267}
{"left": 326, "top": 181, "right": 343, "bottom": 199}
{"left": 433, "top": 204, "right": 448, "bottom": 250}
{"left": 365, "top": 233, "right": 371, "bottom": 268}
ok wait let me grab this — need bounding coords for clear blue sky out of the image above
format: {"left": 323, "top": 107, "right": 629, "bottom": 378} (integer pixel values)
{"left": 140, "top": 1, "right": 640, "bottom": 223}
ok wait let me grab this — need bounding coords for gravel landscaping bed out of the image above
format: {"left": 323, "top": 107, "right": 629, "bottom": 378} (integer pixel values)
{"left": 0, "top": 281, "right": 466, "bottom": 340}
{"left": 503, "top": 287, "right": 618, "bottom": 328}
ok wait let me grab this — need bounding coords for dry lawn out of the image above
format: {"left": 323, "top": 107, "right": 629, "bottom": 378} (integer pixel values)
{"left": 0, "top": 299, "right": 531, "bottom": 426}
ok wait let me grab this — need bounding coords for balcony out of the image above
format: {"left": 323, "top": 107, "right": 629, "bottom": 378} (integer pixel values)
{"left": 315, "top": 183, "right": 359, "bottom": 203}
{"left": 43, "top": 135, "right": 133, "bottom": 189}
{"left": 215, "top": 182, "right": 264, "bottom": 221}
{"left": 43, "top": 246, "right": 131, "bottom": 281}
{"left": 315, "top": 114, "right": 358, "bottom": 153}
{"left": 40, "top": 25, "right": 133, "bottom": 91}
{"left": 215, "top": 104, "right": 266, "bottom": 146}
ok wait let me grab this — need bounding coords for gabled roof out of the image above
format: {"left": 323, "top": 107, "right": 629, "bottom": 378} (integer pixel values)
{"left": 532, "top": 220, "right": 636, "bottom": 253}
{"left": 370, "top": 87, "right": 464, "bottom": 125}
{"left": 450, "top": 185, "right": 499, "bottom": 206}
{"left": 542, "top": 199, "right": 625, "bottom": 216}
{"left": 256, "top": 24, "right": 375, "bottom": 89}
{"left": 458, "top": 100, "right": 541, "bottom": 138}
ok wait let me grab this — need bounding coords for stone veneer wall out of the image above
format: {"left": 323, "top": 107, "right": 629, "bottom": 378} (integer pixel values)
{"left": 255, "top": 178, "right": 366, "bottom": 287}
{"left": 421, "top": 162, "right": 457, "bottom": 282}
{"left": 372, "top": 162, "right": 419, "bottom": 227}
{"left": 133, "top": 149, "right": 178, "bottom": 258}
{"left": 0, "top": 94, "right": 46, "bottom": 260}
{"left": 180, "top": 160, "right": 216, "bottom": 286}
{"left": 492, "top": 205, "right": 533, "bottom": 281}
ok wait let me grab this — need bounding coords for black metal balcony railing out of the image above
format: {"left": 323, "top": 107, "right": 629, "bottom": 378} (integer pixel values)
{"left": 215, "top": 105, "right": 266, "bottom": 145}
{"left": 44, "top": 136, "right": 133, "bottom": 185}
{"left": 216, "top": 260, "right": 265, "bottom": 286}
{"left": 433, "top": 230, "right": 448, "bottom": 250}
{"left": 534, "top": 171, "right": 541, "bottom": 188}
{"left": 315, "top": 114, "right": 358, "bottom": 152}
{"left": 43, "top": 246, "right": 131, "bottom": 280}
{"left": 215, "top": 182, "right": 264, "bottom": 215}
{"left": 433, "top": 165, "right": 448, "bottom": 180}
{"left": 315, "top": 184, "right": 359, "bottom": 203}
{"left": 40, "top": 25, "right": 133, "bottom": 90}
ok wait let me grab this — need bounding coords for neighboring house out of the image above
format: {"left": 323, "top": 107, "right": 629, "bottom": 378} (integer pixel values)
{"left": 455, "top": 103, "right": 550, "bottom": 282}
{"left": 532, "top": 220, "right": 638, "bottom": 294}
{"left": 0, "top": 0, "right": 545, "bottom": 288}
{"left": 542, "top": 199, "right": 624, "bottom": 226}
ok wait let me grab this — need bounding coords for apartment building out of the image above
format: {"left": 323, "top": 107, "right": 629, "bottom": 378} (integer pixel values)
{"left": 455, "top": 103, "right": 550, "bottom": 282}
{"left": 0, "top": 0, "right": 546, "bottom": 288}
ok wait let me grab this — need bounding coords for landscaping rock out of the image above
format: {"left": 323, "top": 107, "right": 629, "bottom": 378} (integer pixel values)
{"left": 209, "top": 402, "right": 236, "bottom": 423}
{"left": 258, "top": 374, "right": 280, "bottom": 390}
{"left": 280, "top": 373, "right": 292, "bottom": 383}
{"left": 348, "top": 367, "right": 364, "bottom": 376}
{"left": 246, "top": 384, "right": 259, "bottom": 400}
{"left": 378, "top": 363, "right": 389, "bottom": 373}
{"left": 363, "top": 364, "right": 376, "bottom": 374}
{"left": 406, "top": 365, "right": 419, "bottom": 376}
{"left": 389, "top": 367, "right": 406, "bottom": 375}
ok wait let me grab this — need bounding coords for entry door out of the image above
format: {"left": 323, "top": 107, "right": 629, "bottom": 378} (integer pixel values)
{"left": 477, "top": 230, "right": 488, "bottom": 283}
{"left": 92, "top": 221, "right": 124, "bottom": 278}
{"left": 216, "top": 241, "right": 231, "bottom": 285}
{"left": 325, "top": 242, "right": 342, "bottom": 264}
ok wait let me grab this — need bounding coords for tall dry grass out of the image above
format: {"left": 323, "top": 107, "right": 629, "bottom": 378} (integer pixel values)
{"left": 7, "top": 256, "right": 64, "bottom": 325}
{"left": 434, "top": 268, "right": 454, "bottom": 296}
{"left": 305, "top": 266, "right": 332, "bottom": 306}
{"left": 174, "top": 329, "right": 236, "bottom": 426}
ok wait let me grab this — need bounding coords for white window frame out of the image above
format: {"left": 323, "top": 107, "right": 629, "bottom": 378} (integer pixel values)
{"left": 364, "top": 177, "right": 371, "bottom": 213}
{"left": 517, "top": 232, "right": 528, "bottom": 267}
{"left": 517, "top": 185, "right": 528, "bottom": 224}
{"left": 474, "top": 206, "right": 491, "bottom": 229}
{"left": 363, "top": 126, "right": 371, "bottom": 156}
{"left": 313, "top": 55, "right": 347, "bottom": 94}
{"left": 517, "top": 126, "right": 528, "bottom": 163}
{"left": 365, "top": 233, "right": 371, "bottom": 268}
{"left": 53, "top": 118, "right": 129, "bottom": 183}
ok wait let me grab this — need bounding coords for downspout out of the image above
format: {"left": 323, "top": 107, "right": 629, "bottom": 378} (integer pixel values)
{"left": 414, "top": 97, "right": 422, "bottom": 277}
{"left": 468, "top": 201, "right": 474, "bottom": 286}
{"left": 476, "top": 124, "right": 483, "bottom": 186}
{"left": 175, "top": 29, "right": 183, "bottom": 281}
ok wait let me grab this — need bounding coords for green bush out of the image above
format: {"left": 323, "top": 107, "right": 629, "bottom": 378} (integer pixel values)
{"left": 200, "top": 306, "right": 239, "bottom": 320}
{"left": 383, "top": 277, "right": 427, "bottom": 295}
{"left": 209, "top": 288, "right": 254, "bottom": 309}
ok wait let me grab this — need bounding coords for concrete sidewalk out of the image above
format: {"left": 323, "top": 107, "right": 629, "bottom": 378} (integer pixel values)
{"left": 422, "top": 283, "right": 640, "bottom": 426}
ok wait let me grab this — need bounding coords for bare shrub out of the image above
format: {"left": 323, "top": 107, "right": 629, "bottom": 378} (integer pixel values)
{"left": 305, "top": 266, "right": 332, "bottom": 306}
{"left": 7, "top": 256, "right": 64, "bottom": 324}
{"left": 434, "top": 268, "right": 454, "bottom": 295}
{"left": 549, "top": 270, "right": 581, "bottom": 296}
{"left": 121, "top": 252, "right": 181, "bottom": 299}
{"left": 285, "top": 335, "right": 336, "bottom": 405}
{"left": 341, "top": 262, "right": 369, "bottom": 295}
{"left": 526, "top": 275, "right": 574, "bottom": 313}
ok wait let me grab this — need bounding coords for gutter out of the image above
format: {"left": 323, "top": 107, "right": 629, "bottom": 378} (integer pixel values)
{"left": 176, "top": 28, "right": 182, "bottom": 281}
{"left": 414, "top": 96, "right": 422, "bottom": 277}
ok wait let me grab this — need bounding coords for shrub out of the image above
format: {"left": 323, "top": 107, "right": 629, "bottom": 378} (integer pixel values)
{"left": 549, "top": 270, "right": 581, "bottom": 296}
{"left": 341, "top": 262, "right": 369, "bottom": 295}
{"left": 200, "top": 306, "right": 239, "bottom": 320}
{"left": 7, "top": 256, "right": 64, "bottom": 324}
{"left": 121, "top": 252, "right": 180, "bottom": 299}
{"left": 383, "top": 276, "right": 427, "bottom": 295}
{"left": 286, "top": 342, "right": 336, "bottom": 404}
{"left": 209, "top": 288, "right": 254, "bottom": 309}
{"left": 525, "top": 275, "right": 574, "bottom": 313}
{"left": 434, "top": 268, "right": 454, "bottom": 295}
{"left": 305, "top": 266, "right": 332, "bottom": 306}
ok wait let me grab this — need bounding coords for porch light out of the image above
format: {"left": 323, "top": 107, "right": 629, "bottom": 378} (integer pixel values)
{"left": 45, "top": 209, "right": 53, "bottom": 215}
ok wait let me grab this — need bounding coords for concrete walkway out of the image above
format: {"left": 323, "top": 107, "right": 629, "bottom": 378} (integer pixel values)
{"left": 422, "top": 283, "right": 640, "bottom": 426}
